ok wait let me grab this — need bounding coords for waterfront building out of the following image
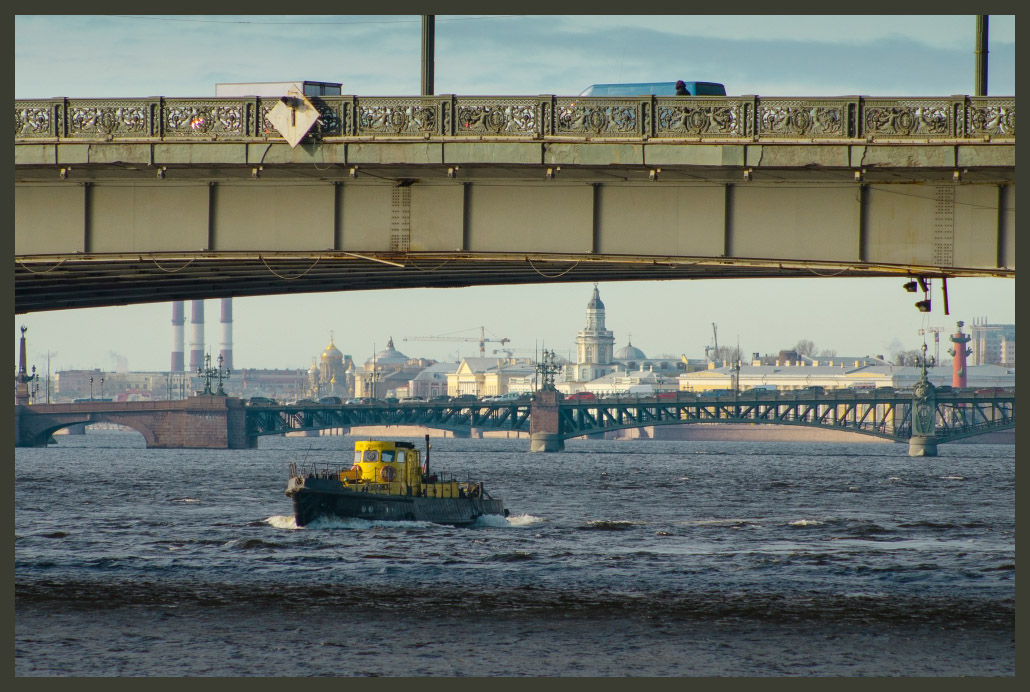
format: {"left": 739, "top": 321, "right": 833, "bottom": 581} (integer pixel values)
{"left": 969, "top": 320, "right": 1016, "bottom": 367}
{"left": 408, "top": 362, "right": 459, "bottom": 399}
{"left": 447, "top": 358, "right": 536, "bottom": 397}
{"left": 354, "top": 337, "right": 435, "bottom": 399}
{"left": 677, "top": 361, "right": 1014, "bottom": 393}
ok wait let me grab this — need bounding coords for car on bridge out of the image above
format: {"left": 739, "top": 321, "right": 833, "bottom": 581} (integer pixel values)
{"left": 248, "top": 396, "right": 277, "bottom": 406}
{"left": 566, "top": 392, "right": 597, "bottom": 401}
{"left": 318, "top": 396, "right": 342, "bottom": 405}
{"left": 579, "top": 81, "right": 727, "bottom": 96}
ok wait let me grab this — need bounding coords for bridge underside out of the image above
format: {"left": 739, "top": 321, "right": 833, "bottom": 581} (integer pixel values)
{"left": 15, "top": 144, "right": 1014, "bottom": 313}
{"left": 16, "top": 251, "right": 911, "bottom": 314}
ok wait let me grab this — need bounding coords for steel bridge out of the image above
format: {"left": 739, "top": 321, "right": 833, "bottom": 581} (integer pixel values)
{"left": 246, "top": 390, "right": 1014, "bottom": 445}
{"left": 15, "top": 93, "right": 1015, "bottom": 313}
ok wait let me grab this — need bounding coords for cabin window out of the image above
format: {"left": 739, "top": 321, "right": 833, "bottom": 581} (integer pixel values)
{"left": 381, "top": 450, "right": 395, "bottom": 463}
{"left": 396, "top": 451, "right": 406, "bottom": 463}
{"left": 363, "top": 450, "right": 379, "bottom": 462}
{"left": 354, "top": 451, "right": 363, "bottom": 463}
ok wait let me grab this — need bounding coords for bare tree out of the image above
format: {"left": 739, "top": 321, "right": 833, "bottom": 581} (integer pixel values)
{"left": 795, "top": 339, "right": 817, "bottom": 357}
{"left": 818, "top": 348, "right": 837, "bottom": 358}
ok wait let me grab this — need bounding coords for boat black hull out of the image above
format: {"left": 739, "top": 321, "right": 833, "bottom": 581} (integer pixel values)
{"left": 288, "top": 479, "right": 505, "bottom": 527}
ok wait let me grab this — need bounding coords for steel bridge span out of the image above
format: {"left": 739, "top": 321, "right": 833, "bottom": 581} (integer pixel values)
{"left": 18, "top": 391, "right": 1012, "bottom": 454}
{"left": 246, "top": 392, "right": 1014, "bottom": 445}
{"left": 15, "top": 93, "right": 1014, "bottom": 313}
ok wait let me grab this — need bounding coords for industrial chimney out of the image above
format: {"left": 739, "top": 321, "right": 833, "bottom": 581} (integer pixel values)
{"left": 219, "top": 298, "right": 233, "bottom": 371}
{"left": 189, "top": 301, "right": 205, "bottom": 371}
{"left": 171, "top": 301, "right": 185, "bottom": 372}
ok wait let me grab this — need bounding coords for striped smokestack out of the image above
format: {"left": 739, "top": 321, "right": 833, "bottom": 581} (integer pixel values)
{"left": 171, "top": 301, "right": 185, "bottom": 372}
{"left": 189, "top": 300, "right": 205, "bottom": 371}
{"left": 219, "top": 298, "right": 233, "bottom": 371}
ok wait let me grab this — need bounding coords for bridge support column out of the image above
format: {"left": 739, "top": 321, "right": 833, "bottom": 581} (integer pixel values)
{"left": 530, "top": 432, "right": 564, "bottom": 452}
{"left": 908, "top": 436, "right": 938, "bottom": 457}
{"left": 529, "top": 388, "right": 564, "bottom": 452}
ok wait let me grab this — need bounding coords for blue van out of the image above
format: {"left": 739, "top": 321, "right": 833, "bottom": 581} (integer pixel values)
{"left": 579, "top": 81, "right": 726, "bottom": 97}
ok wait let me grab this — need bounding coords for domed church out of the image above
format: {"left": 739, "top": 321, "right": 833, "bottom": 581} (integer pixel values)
{"left": 307, "top": 334, "right": 355, "bottom": 398}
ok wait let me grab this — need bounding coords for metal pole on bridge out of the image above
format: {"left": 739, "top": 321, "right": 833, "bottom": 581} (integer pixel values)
{"left": 975, "top": 15, "right": 989, "bottom": 96}
{"left": 421, "top": 15, "right": 435, "bottom": 96}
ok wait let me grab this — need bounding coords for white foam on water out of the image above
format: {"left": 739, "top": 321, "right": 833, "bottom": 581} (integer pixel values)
{"left": 264, "top": 515, "right": 301, "bottom": 530}
{"left": 475, "top": 513, "right": 545, "bottom": 528}
{"left": 305, "top": 515, "right": 436, "bottom": 530}
{"left": 789, "top": 519, "right": 824, "bottom": 526}
{"left": 940, "top": 475, "right": 966, "bottom": 480}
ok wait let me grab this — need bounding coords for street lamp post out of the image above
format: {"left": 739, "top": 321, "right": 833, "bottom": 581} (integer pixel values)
{"left": 89, "top": 376, "right": 94, "bottom": 401}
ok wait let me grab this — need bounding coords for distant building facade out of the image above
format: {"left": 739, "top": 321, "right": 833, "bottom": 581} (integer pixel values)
{"left": 969, "top": 320, "right": 1016, "bottom": 367}
{"left": 447, "top": 358, "right": 536, "bottom": 397}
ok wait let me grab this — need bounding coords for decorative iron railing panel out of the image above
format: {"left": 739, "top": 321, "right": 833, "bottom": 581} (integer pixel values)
{"left": 16, "top": 96, "right": 1014, "bottom": 142}
{"left": 452, "top": 97, "right": 541, "bottom": 137}
{"left": 654, "top": 97, "right": 747, "bottom": 138}
{"left": 553, "top": 97, "right": 646, "bottom": 138}
{"left": 861, "top": 98, "right": 963, "bottom": 139}
{"left": 353, "top": 97, "right": 445, "bottom": 138}
{"left": 966, "top": 97, "right": 1016, "bottom": 138}
{"left": 756, "top": 97, "right": 857, "bottom": 139}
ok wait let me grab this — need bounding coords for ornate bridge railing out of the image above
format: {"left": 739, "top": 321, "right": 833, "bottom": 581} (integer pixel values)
{"left": 15, "top": 95, "right": 1015, "bottom": 143}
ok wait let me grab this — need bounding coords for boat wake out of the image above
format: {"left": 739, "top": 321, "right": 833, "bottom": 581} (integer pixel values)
{"left": 266, "top": 513, "right": 543, "bottom": 530}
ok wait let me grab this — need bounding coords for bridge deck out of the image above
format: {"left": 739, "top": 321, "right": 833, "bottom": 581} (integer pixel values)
{"left": 15, "top": 94, "right": 1015, "bottom": 313}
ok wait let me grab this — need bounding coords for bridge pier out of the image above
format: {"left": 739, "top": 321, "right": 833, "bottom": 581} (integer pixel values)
{"left": 530, "top": 432, "right": 564, "bottom": 453}
{"left": 908, "top": 436, "right": 939, "bottom": 457}
{"left": 529, "top": 389, "right": 564, "bottom": 452}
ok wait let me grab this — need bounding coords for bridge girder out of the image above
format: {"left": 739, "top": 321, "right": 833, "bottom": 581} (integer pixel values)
{"left": 14, "top": 93, "right": 1015, "bottom": 313}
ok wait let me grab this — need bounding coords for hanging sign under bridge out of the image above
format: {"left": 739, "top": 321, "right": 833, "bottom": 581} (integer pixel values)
{"left": 267, "top": 85, "right": 320, "bottom": 148}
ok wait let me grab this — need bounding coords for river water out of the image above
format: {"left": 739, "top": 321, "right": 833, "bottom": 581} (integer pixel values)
{"left": 15, "top": 431, "right": 1014, "bottom": 676}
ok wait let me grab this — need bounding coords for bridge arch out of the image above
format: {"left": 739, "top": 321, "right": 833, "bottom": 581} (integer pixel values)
{"left": 27, "top": 413, "right": 159, "bottom": 448}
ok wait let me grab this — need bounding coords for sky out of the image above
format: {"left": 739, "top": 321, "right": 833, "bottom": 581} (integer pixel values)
{"left": 14, "top": 14, "right": 1016, "bottom": 374}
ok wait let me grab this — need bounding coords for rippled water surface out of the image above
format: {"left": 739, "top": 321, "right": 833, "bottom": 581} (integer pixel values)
{"left": 15, "top": 432, "right": 1015, "bottom": 676}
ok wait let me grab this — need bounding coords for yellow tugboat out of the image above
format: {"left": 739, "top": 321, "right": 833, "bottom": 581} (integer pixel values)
{"left": 285, "top": 436, "right": 507, "bottom": 527}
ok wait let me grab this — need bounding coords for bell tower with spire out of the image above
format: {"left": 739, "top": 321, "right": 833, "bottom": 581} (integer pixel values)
{"left": 572, "top": 284, "right": 615, "bottom": 382}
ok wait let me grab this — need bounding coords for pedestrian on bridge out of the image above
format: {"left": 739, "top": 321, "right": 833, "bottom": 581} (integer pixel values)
{"left": 675, "top": 80, "right": 691, "bottom": 96}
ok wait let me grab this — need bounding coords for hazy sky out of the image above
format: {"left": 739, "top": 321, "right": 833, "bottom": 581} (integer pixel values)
{"left": 14, "top": 15, "right": 1016, "bottom": 373}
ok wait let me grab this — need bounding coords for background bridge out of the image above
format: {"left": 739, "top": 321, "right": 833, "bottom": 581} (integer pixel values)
{"left": 15, "top": 93, "right": 1014, "bottom": 313}
{"left": 16, "top": 390, "right": 1014, "bottom": 455}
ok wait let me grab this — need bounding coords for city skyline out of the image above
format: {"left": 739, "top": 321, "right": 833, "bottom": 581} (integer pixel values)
{"left": 14, "top": 15, "right": 1016, "bottom": 374}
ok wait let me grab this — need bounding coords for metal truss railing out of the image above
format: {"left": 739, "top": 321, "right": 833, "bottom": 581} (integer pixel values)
{"left": 243, "top": 393, "right": 1012, "bottom": 444}
{"left": 15, "top": 95, "right": 1015, "bottom": 143}
{"left": 558, "top": 393, "right": 1014, "bottom": 441}
{"left": 245, "top": 401, "right": 532, "bottom": 437}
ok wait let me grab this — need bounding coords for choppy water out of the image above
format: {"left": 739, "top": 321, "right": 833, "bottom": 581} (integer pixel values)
{"left": 15, "top": 431, "right": 1014, "bottom": 676}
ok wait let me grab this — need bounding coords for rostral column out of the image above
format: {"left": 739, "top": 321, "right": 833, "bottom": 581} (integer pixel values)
{"left": 946, "top": 321, "right": 972, "bottom": 388}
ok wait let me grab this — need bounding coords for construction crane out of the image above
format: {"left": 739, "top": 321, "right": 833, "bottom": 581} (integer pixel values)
{"left": 404, "top": 326, "right": 510, "bottom": 357}
{"left": 918, "top": 326, "right": 945, "bottom": 364}
{"left": 705, "top": 323, "right": 720, "bottom": 363}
